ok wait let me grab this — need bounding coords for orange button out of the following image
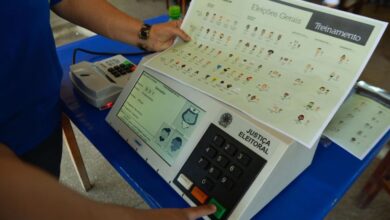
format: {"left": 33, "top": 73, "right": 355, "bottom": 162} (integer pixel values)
{"left": 191, "top": 186, "right": 209, "bottom": 204}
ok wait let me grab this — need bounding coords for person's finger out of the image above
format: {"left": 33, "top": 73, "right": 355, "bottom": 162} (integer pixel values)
{"left": 185, "top": 204, "right": 216, "bottom": 219}
{"left": 171, "top": 27, "right": 191, "bottom": 42}
{"left": 176, "top": 19, "right": 183, "bottom": 27}
{"left": 168, "top": 19, "right": 182, "bottom": 28}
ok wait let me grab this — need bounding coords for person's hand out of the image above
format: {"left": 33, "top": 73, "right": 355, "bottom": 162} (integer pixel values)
{"left": 132, "top": 204, "right": 217, "bottom": 220}
{"left": 142, "top": 20, "right": 191, "bottom": 52}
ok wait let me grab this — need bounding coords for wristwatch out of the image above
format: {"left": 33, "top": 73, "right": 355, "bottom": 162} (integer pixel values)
{"left": 138, "top": 23, "right": 152, "bottom": 40}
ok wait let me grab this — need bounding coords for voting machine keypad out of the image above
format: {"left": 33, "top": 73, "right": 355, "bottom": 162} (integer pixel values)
{"left": 174, "top": 124, "right": 267, "bottom": 220}
{"left": 94, "top": 55, "right": 136, "bottom": 86}
{"left": 106, "top": 61, "right": 136, "bottom": 78}
{"left": 99, "top": 57, "right": 136, "bottom": 79}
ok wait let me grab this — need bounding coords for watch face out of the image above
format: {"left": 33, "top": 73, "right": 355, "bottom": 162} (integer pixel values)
{"left": 139, "top": 24, "right": 151, "bottom": 40}
{"left": 219, "top": 112, "right": 233, "bottom": 128}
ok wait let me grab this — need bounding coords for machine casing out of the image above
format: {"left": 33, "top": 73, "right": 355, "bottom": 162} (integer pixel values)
{"left": 106, "top": 55, "right": 318, "bottom": 220}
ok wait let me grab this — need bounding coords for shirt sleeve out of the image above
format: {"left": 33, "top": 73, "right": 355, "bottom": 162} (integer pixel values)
{"left": 49, "top": 0, "right": 62, "bottom": 7}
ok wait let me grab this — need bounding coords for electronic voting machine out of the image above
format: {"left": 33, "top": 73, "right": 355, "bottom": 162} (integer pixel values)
{"left": 106, "top": 55, "right": 317, "bottom": 220}
{"left": 106, "top": 0, "right": 387, "bottom": 219}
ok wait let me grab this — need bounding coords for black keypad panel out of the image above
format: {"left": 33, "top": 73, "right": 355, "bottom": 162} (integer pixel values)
{"left": 107, "top": 61, "right": 135, "bottom": 78}
{"left": 174, "top": 124, "right": 267, "bottom": 220}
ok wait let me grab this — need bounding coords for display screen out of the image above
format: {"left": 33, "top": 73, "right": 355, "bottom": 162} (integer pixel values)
{"left": 117, "top": 71, "right": 205, "bottom": 165}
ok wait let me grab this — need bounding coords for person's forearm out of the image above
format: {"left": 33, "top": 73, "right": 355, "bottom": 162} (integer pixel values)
{"left": 0, "top": 143, "right": 133, "bottom": 220}
{"left": 52, "top": 0, "right": 143, "bottom": 46}
{"left": 52, "top": 0, "right": 191, "bottom": 52}
{"left": 0, "top": 142, "right": 215, "bottom": 219}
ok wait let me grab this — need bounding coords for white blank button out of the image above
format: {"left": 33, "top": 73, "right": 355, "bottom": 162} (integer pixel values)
{"left": 177, "top": 173, "right": 193, "bottom": 190}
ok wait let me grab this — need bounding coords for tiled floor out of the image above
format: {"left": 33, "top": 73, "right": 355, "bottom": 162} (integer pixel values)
{"left": 54, "top": 1, "right": 390, "bottom": 219}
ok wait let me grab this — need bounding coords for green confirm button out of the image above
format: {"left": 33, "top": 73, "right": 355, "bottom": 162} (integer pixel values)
{"left": 209, "top": 198, "right": 227, "bottom": 219}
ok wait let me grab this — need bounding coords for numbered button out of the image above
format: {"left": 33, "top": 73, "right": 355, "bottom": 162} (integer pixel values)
{"left": 220, "top": 176, "right": 234, "bottom": 190}
{"left": 236, "top": 152, "right": 251, "bottom": 166}
{"left": 200, "top": 177, "right": 214, "bottom": 191}
{"left": 223, "top": 143, "right": 237, "bottom": 156}
{"left": 197, "top": 157, "right": 209, "bottom": 169}
{"left": 208, "top": 166, "right": 221, "bottom": 180}
{"left": 205, "top": 146, "right": 217, "bottom": 158}
{"left": 119, "top": 69, "right": 127, "bottom": 75}
{"left": 228, "top": 164, "right": 243, "bottom": 178}
{"left": 215, "top": 154, "right": 229, "bottom": 168}
{"left": 212, "top": 135, "right": 224, "bottom": 147}
{"left": 112, "top": 71, "right": 121, "bottom": 77}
